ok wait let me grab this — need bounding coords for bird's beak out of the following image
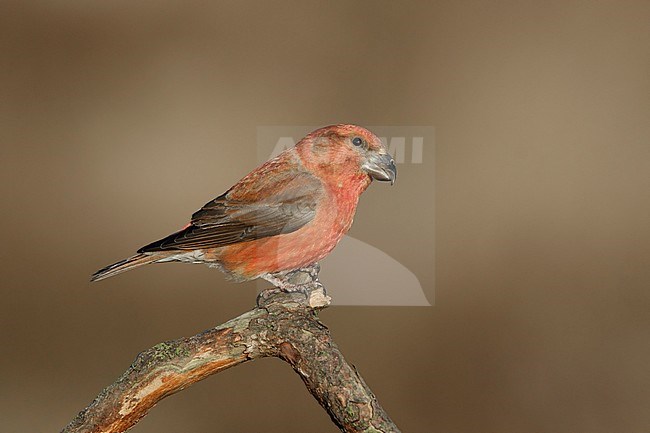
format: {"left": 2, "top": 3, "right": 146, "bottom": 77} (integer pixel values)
{"left": 362, "top": 152, "right": 397, "bottom": 185}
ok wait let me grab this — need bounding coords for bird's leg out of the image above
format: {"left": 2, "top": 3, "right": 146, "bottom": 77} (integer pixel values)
{"left": 261, "top": 263, "right": 322, "bottom": 292}
{"left": 257, "top": 263, "right": 327, "bottom": 305}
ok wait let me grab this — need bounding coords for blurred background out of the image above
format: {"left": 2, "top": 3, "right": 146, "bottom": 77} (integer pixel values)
{"left": 1, "top": 1, "right": 649, "bottom": 432}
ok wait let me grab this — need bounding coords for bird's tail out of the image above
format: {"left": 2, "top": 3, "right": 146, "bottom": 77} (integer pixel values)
{"left": 90, "top": 253, "right": 160, "bottom": 282}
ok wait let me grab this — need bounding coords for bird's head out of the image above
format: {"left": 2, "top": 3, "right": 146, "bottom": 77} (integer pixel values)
{"left": 297, "top": 124, "right": 397, "bottom": 187}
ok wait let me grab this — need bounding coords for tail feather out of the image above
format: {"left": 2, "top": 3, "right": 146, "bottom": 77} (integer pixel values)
{"left": 91, "top": 254, "right": 160, "bottom": 282}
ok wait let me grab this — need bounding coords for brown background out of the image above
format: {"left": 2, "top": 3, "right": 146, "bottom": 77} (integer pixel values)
{"left": 1, "top": 1, "right": 649, "bottom": 432}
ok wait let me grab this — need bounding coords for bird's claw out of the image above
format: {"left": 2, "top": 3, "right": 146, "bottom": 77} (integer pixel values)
{"left": 258, "top": 263, "right": 325, "bottom": 305}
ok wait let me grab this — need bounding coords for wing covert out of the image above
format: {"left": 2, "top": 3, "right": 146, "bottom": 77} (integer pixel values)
{"left": 138, "top": 170, "right": 322, "bottom": 252}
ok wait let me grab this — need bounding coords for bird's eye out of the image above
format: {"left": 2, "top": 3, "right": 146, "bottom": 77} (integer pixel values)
{"left": 352, "top": 137, "right": 364, "bottom": 147}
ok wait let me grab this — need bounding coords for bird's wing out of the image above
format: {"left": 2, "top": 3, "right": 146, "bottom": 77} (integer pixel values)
{"left": 138, "top": 169, "right": 322, "bottom": 252}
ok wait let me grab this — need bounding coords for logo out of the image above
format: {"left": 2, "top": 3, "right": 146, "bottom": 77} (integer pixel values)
{"left": 257, "top": 126, "right": 434, "bottom": 306}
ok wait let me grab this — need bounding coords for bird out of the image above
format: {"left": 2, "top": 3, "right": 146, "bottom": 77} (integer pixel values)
{"left": 91, "top": 124, "right": 396, "bottom": 288}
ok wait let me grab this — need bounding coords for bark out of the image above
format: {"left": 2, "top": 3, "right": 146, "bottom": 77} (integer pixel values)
{"left": 62, "top": 270, "right": 401, "bottom": 433}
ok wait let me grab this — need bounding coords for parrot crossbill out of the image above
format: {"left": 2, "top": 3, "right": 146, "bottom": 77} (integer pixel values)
{"left": 91, "top": 124, "right": 396, "bottom": 287}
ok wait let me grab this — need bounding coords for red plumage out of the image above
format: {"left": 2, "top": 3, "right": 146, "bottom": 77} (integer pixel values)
{"left": 91, "top": 124, "right": 396, "bottom": 283}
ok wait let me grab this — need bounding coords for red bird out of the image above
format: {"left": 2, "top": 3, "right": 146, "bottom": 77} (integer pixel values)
{"left": 91, "top": 124, "right": 396, "bottom": 286}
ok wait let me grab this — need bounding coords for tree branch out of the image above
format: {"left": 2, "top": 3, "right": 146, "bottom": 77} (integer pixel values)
{"left": 62, "top": 269, "right": 401, "bottom": 433}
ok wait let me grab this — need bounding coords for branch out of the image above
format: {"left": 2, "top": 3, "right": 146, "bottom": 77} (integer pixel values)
{"left": 62, "top": 269, "right": 401, "bottom": 433}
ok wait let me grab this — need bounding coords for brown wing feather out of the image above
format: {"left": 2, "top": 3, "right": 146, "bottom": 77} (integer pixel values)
{"left": 138, "top": 169, "right": 322, "bottom": 252}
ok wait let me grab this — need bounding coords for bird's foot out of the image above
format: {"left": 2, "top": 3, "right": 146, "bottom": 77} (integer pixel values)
{"left": 257, "top": 263, "right": 330, "bottom": 308}
{"left": 261, "top": 263, "right": 322, "bottom": 292}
